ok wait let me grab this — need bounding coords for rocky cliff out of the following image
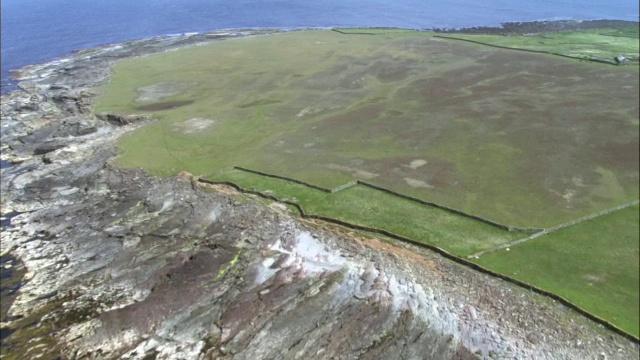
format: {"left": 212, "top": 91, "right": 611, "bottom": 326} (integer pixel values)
{"left": 1, "top": 29, "right": 638, "bottom": 360}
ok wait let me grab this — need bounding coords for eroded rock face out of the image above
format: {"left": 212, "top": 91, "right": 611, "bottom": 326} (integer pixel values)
{"left": 1, "top": 29, "right": 639, "bottom": 360}
{"left": 0, "top": 163, "right": 476, "bottom": 359}
{"left": 1, "top": 158, "right": 474, "bottom": 359}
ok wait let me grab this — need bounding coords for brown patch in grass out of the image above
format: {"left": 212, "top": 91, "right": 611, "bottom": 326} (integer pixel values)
{"left": 321, "top": 104, "right": 384, "bottom": 128}
{"left": 359, "top": 235, "right": 441, "bottom": 274}
{"left": 238, "top": 99, "right": 282, "bottom": 108}
{"left": 198, "top": 182, "right": 241, "bottom": 196}
{"left": 594, "top": 141, "right": 640, "bottom": 168}
{"left": 136, "top": 100, "right": 194, "bottom": 111}
{"left": 370, "top": 59, "right": 419, "bottom": 83}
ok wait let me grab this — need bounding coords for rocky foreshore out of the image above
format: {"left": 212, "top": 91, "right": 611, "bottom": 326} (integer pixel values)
{"left": 1, "top": 28, "right": 639, "bottom": 359}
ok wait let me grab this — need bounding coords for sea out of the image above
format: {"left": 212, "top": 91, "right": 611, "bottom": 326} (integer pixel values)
{"left": 1, "top": 0, "right": 638, "bottom": 94}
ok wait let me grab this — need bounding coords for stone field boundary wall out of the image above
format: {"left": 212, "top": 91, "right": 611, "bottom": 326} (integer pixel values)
{"left": 468, "top": 199, "right": 640, "bottom": 259}
{"left": 332, "top": 28, "right": 634, "bottom": 66}
{"left": 234, "top": 166, "right": 333, "bottom": 193}
{"left": 355, "top": 180, "right": 542, "bottom": 233}
{"left": 230, "top": 166, "right": 542, "bottom": 233}
{"left": 432, "top": 35, "right": 625, "bottom": 65}
{"left": 331, "top": 28, "right": 639, "bottom": 66}
{"left": 197, "top": 175, "right": 640, "bottom": 344}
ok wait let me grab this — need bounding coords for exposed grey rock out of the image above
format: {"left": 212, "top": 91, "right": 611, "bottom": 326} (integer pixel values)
{"left": 1, "top": 28, "right": 638, "bottom": 360}
{"left": 33, "top": 141, "right": 67, "bottom": 155}
{"left": 95, "top": 113, "right": 151, "bottom": 126}
{"left": 615, "top": 55, "right": 629, "bottom": 65}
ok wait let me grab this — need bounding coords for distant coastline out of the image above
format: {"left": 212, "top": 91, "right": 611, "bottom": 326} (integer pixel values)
{"left": 438, "top": 19, "right": 639, "bottom": 34}
{"left": 3, "top": 18, "right": 638, "bottom": 95}
{"left": 0, "top": 21, "right": 638, "bottom": 357}
{"left": 2, "top": 0, "right": 639, "bottom": 92}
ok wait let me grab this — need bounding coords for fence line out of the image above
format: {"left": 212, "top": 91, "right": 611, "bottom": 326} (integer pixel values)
{"left": 197, "top": 177, "right": 640, "bottom": 344}
{"left": 331, "top": 180, "right": 358, "bottom": 193}
{"left": 234, "top": 166, "right": 332, "bottom": 193}
{"left": 332, "top": 29, "right": 378, "bottom": 36}
{"left": 545, "top": 200, "right": 640, "bottom": 233}
{"left": 468, "top": 200, "right": 640, "bottom": 259}
{"left": 226, "top": 166, "right": 541, "bottom": 233}
{"left": 432, "top": 35, "right": 619, "bottom": 65}
{"left": 467, "top": 231, "right": 548, "bottom": 259}
{"left": 356, "top": 180, "right": 542, "bottom": 233}
{"left": 332, "top": 29, "right": 629, "bottom": 66}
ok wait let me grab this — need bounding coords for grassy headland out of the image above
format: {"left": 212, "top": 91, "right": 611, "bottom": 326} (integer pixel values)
{"left": 95, "top": 27, "right": 639, "bottom": 336}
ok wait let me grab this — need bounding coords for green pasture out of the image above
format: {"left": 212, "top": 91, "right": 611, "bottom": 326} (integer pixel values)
{"left": 212, "top": 168, "right": 525, "bottom": 256}
{"left": 332, "top": 28, "right": 420, "bottom": 35}
{"left": 441, "top": 26, "right": 639, "bottom": 63}
{"left": 95, "top": 28, "right": 639, "bottom": 336}
{"left": 97, "top": 29, "right": 638, "bottom": 227}
{"left": 476, "top": 204, "right": 640, "bottom": 336}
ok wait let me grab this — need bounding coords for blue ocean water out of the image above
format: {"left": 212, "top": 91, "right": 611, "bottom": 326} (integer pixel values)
{"left": 1, "top": 0, "right": 638, "bottom": 92}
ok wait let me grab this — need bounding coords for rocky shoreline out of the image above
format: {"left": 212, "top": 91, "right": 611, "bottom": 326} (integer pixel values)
{"left": 1, "top": 27, "right": 639, "bottom": 359}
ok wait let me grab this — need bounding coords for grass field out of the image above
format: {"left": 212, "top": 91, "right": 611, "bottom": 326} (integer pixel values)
{"left": 438, "top": 27, "right": 640, "bottom": 64}
{"left": 475, "top": 204, "right": 640, "bottom": 336}
{"left": 96, "top": 29, "right": 639, "bottom": 228}
{"left": 95, "top": 28, "right": 639, "bottom": 336}
{"left": 213, "top": 168, "right": 526, "bottom": 256}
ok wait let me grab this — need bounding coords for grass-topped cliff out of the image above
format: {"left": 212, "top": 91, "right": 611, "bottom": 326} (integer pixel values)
{"left": 95, "top": 27, "right": 639, "bottom": 336}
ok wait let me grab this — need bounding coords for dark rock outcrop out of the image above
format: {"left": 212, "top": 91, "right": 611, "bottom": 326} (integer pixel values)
{"left": 33, "top": 141, "right": 67, "bottom": 155}
{"left": 96, "top": 113, "right": 150, "bottom": 126}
